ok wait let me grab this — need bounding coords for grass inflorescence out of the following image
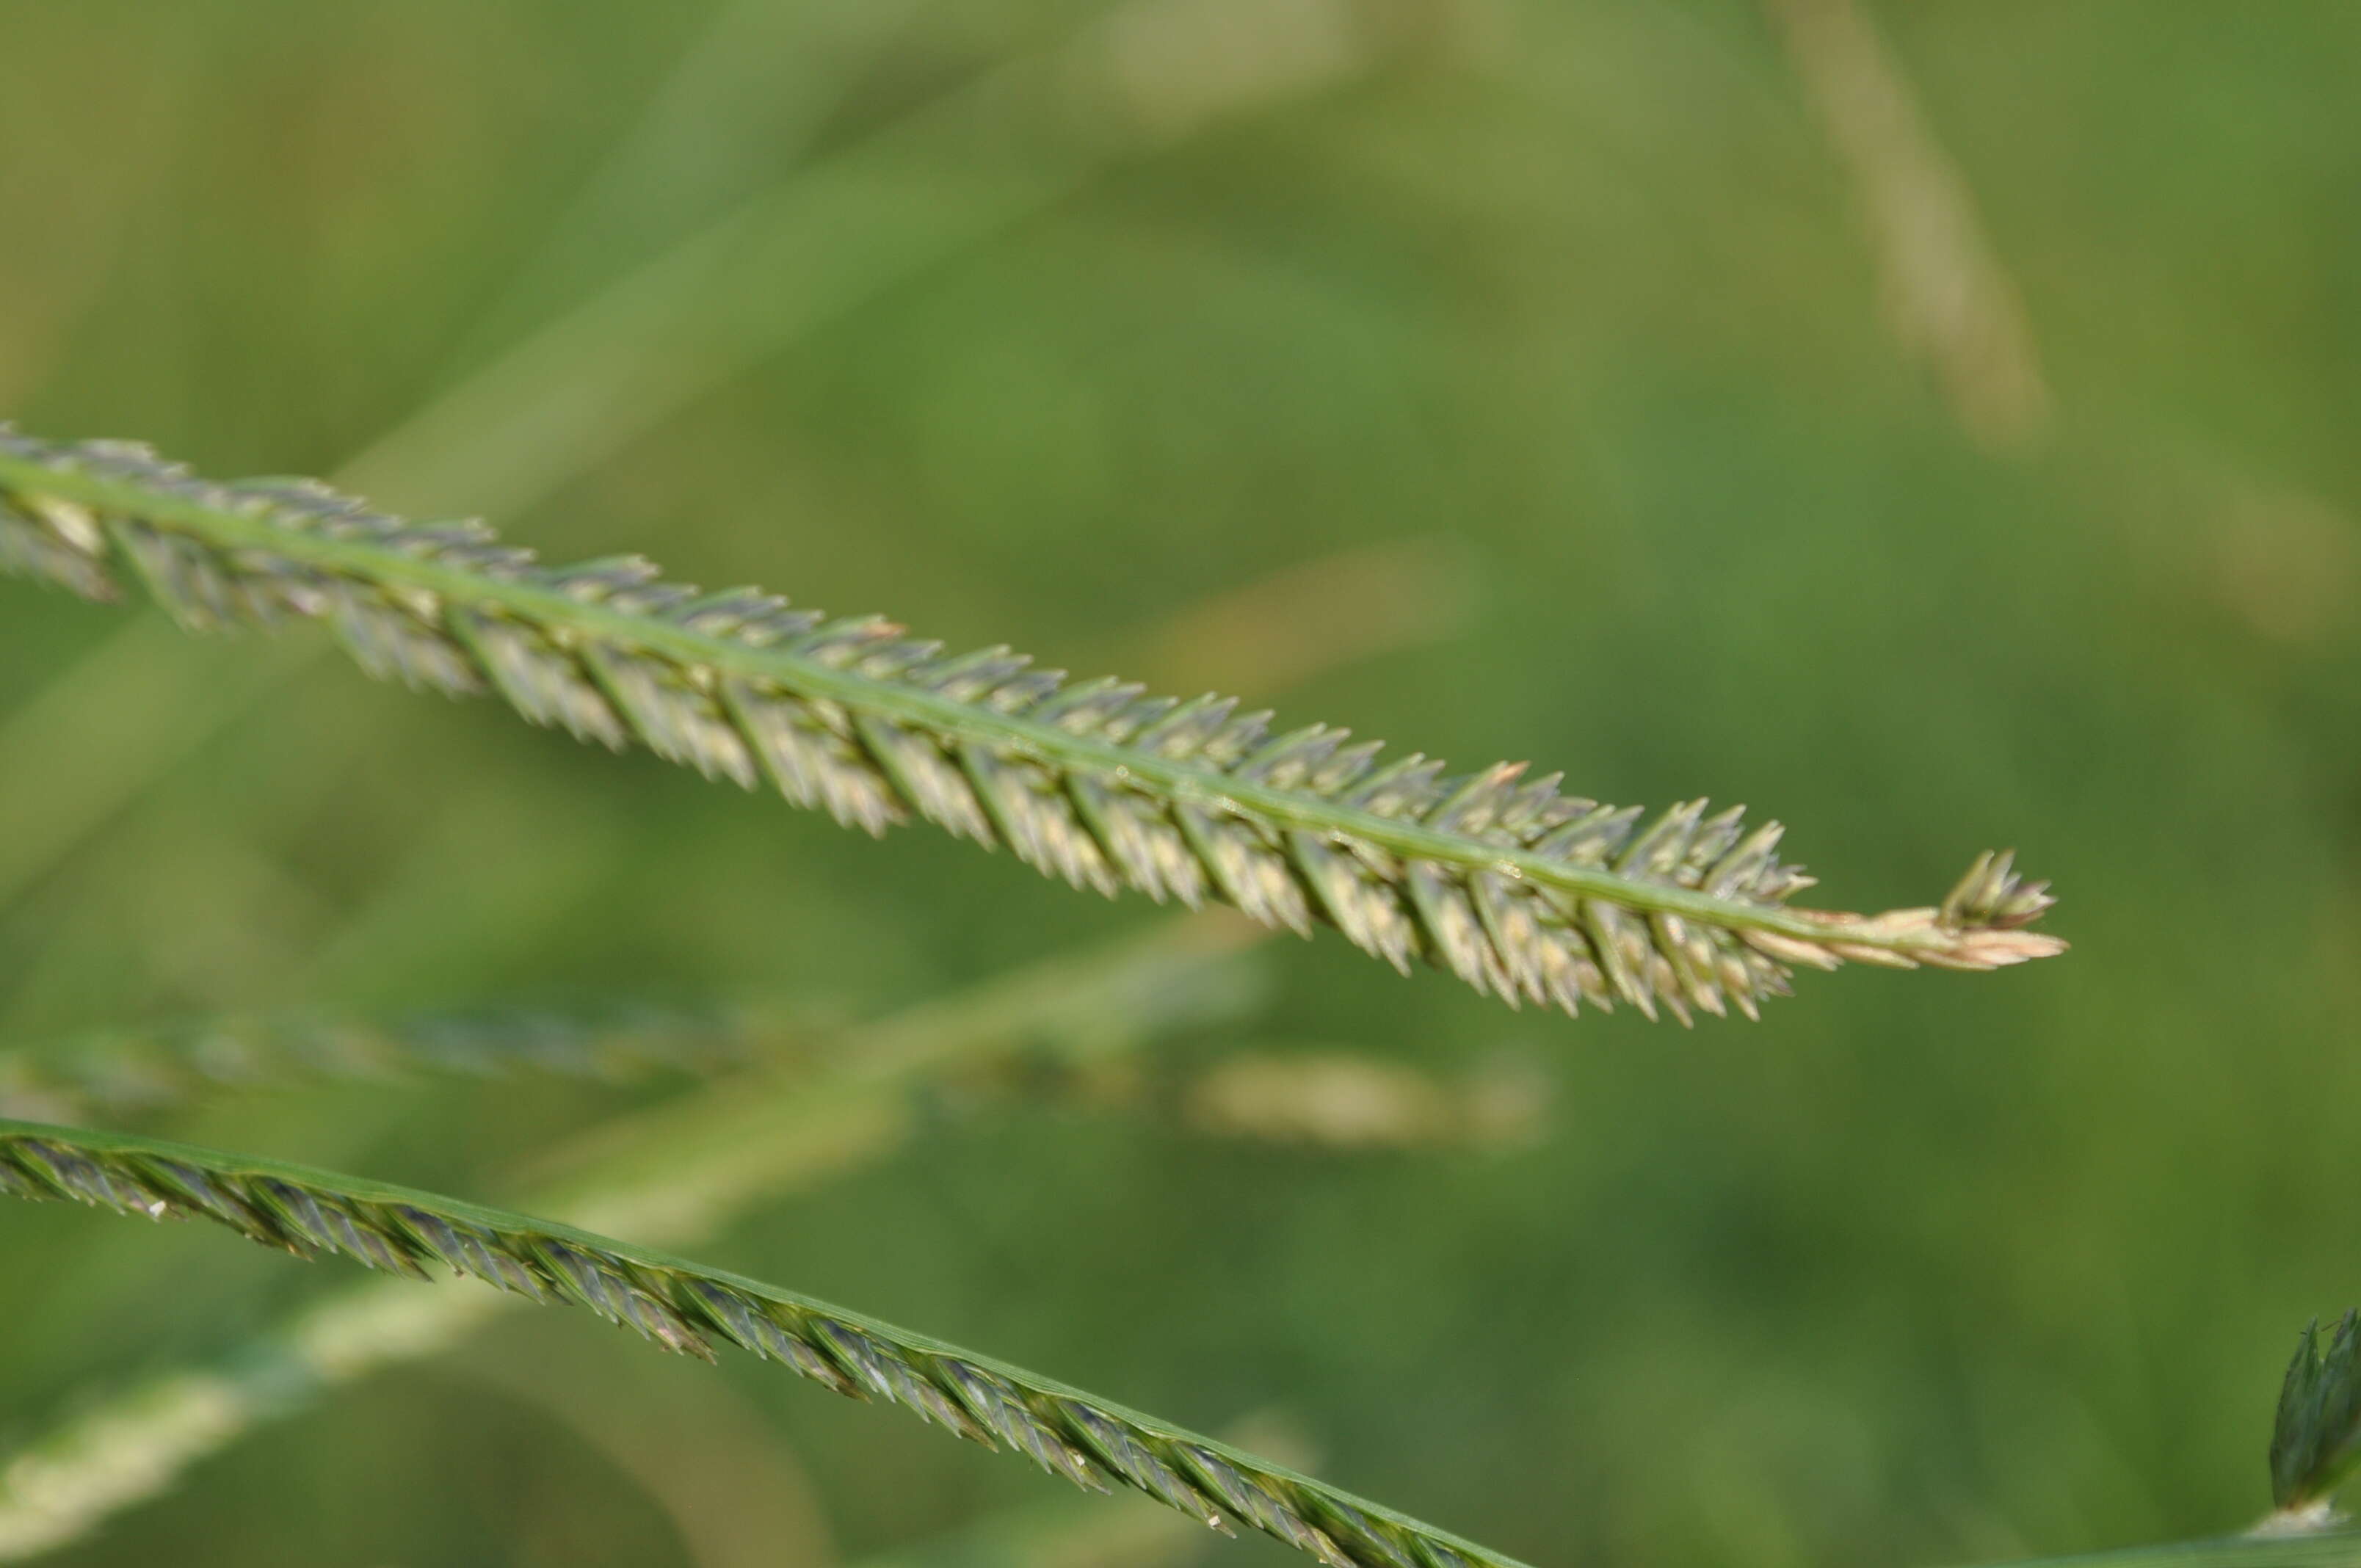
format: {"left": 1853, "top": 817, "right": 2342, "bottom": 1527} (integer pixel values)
{"left": 0, "top": 428, "right": 2062, "bottom": 1023}
{"left": 0, "top": 1117, "right": 1523, "bottom": 1568}
{"left": 0, "top": 919, "right": 1266, "bottom": 1560}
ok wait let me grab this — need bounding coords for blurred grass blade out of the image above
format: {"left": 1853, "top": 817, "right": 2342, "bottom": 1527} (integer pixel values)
{"left": 460, "top": 1329, "right": 839, "bottom": 1568}
{"left": 0, "top": 1001, "right": 805, "bottom": 1125}
{"left": 0, "top": 916, "right": 1264, "bottom": 1561}
{"left": 0, "top": 1108, "right": 1525, "bottom": 1568}
{"left": 449, "top": 0, "right": 925, "bottom": 360}
{"left": 1763, "top": 0, "right": 2050, "bottom": 451}
{"left": 337, "top": 0, "right": 1384, "bottom": 518}
{"left": 1978, "top": 1534, "right": 2361, "bottom": 1568}
{"left": 1126, "top": 537, "right": 1483, "bottom": 700}
{"left": 854, "top": 1492, "right": 1216, "bottom": 1568}
{"left": 0, "top": 618, "right": 294, "bottom": 911}
{"left": 0, "top": 430, "right": 2060, "bottom": 1021}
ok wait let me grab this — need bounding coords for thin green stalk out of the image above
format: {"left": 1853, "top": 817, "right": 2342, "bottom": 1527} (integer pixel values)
{"left": 0, "top": 918, "right": 1264, "bottom": 1560}
{"left": 0, "top": 1001, "right": 795, "bottom": 1125}
{"left": 0, "top": 431, "right": 2061, "bottom": 1022}
{"left": 1977, "top": 1532, "right": 2361, "bottom": 1568}
{"left": 0, "top": 1106, "right": 1521, "bottom": 1568}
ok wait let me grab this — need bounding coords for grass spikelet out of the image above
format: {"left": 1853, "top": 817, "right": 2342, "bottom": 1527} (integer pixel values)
{"left": 0, "top": 428, "right": 2064, "bottom": 1020}
{"left": 0, "top": 1118, "right": 1527, "bottom": 1568}
{"left": 2272, "top": 1311, "right": 2361, "bottom": 1519}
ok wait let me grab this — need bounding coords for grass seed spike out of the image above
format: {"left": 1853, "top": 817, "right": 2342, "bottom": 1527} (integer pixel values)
{"left": 0, "top": 427, "right": 2063, "bottom": 1023}
{"left": 0, "top": 1118, "right": 1524, "bottom": 1568}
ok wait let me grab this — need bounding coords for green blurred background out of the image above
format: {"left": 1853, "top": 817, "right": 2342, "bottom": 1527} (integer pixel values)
{"left": 2, "top": 1, "right": 2359, "bottom": 1564}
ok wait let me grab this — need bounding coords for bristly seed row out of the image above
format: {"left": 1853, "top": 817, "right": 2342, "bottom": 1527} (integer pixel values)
{"left": 0, "top": 428, "right": 2064, "bottom": 1022}
{"left": 0, "top": 1124, "right": 1512, "bottom": 1568}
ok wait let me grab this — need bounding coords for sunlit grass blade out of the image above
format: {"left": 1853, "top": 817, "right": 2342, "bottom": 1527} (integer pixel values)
{"left": 0, "top": 1113, "right": 1523, "bottom": 1568}
{"left": 0, "top": 429, "right": 2063, "bottom": 1023}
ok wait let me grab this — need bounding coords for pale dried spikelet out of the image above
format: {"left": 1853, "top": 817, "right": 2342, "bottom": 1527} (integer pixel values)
{"left": 0, "top": 428, "right": 2065, "bottom": 1022}
{"left": 0, "top": 1120, "right": 1526, "bottom": 1568}
{"left": 1183, "top": 1052, "right": 1550, "bottom": 1150}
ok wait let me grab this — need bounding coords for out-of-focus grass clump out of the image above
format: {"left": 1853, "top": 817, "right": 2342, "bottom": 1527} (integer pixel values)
{"left": 1, "top": 1, "right": 2357, "bottom": 1564}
